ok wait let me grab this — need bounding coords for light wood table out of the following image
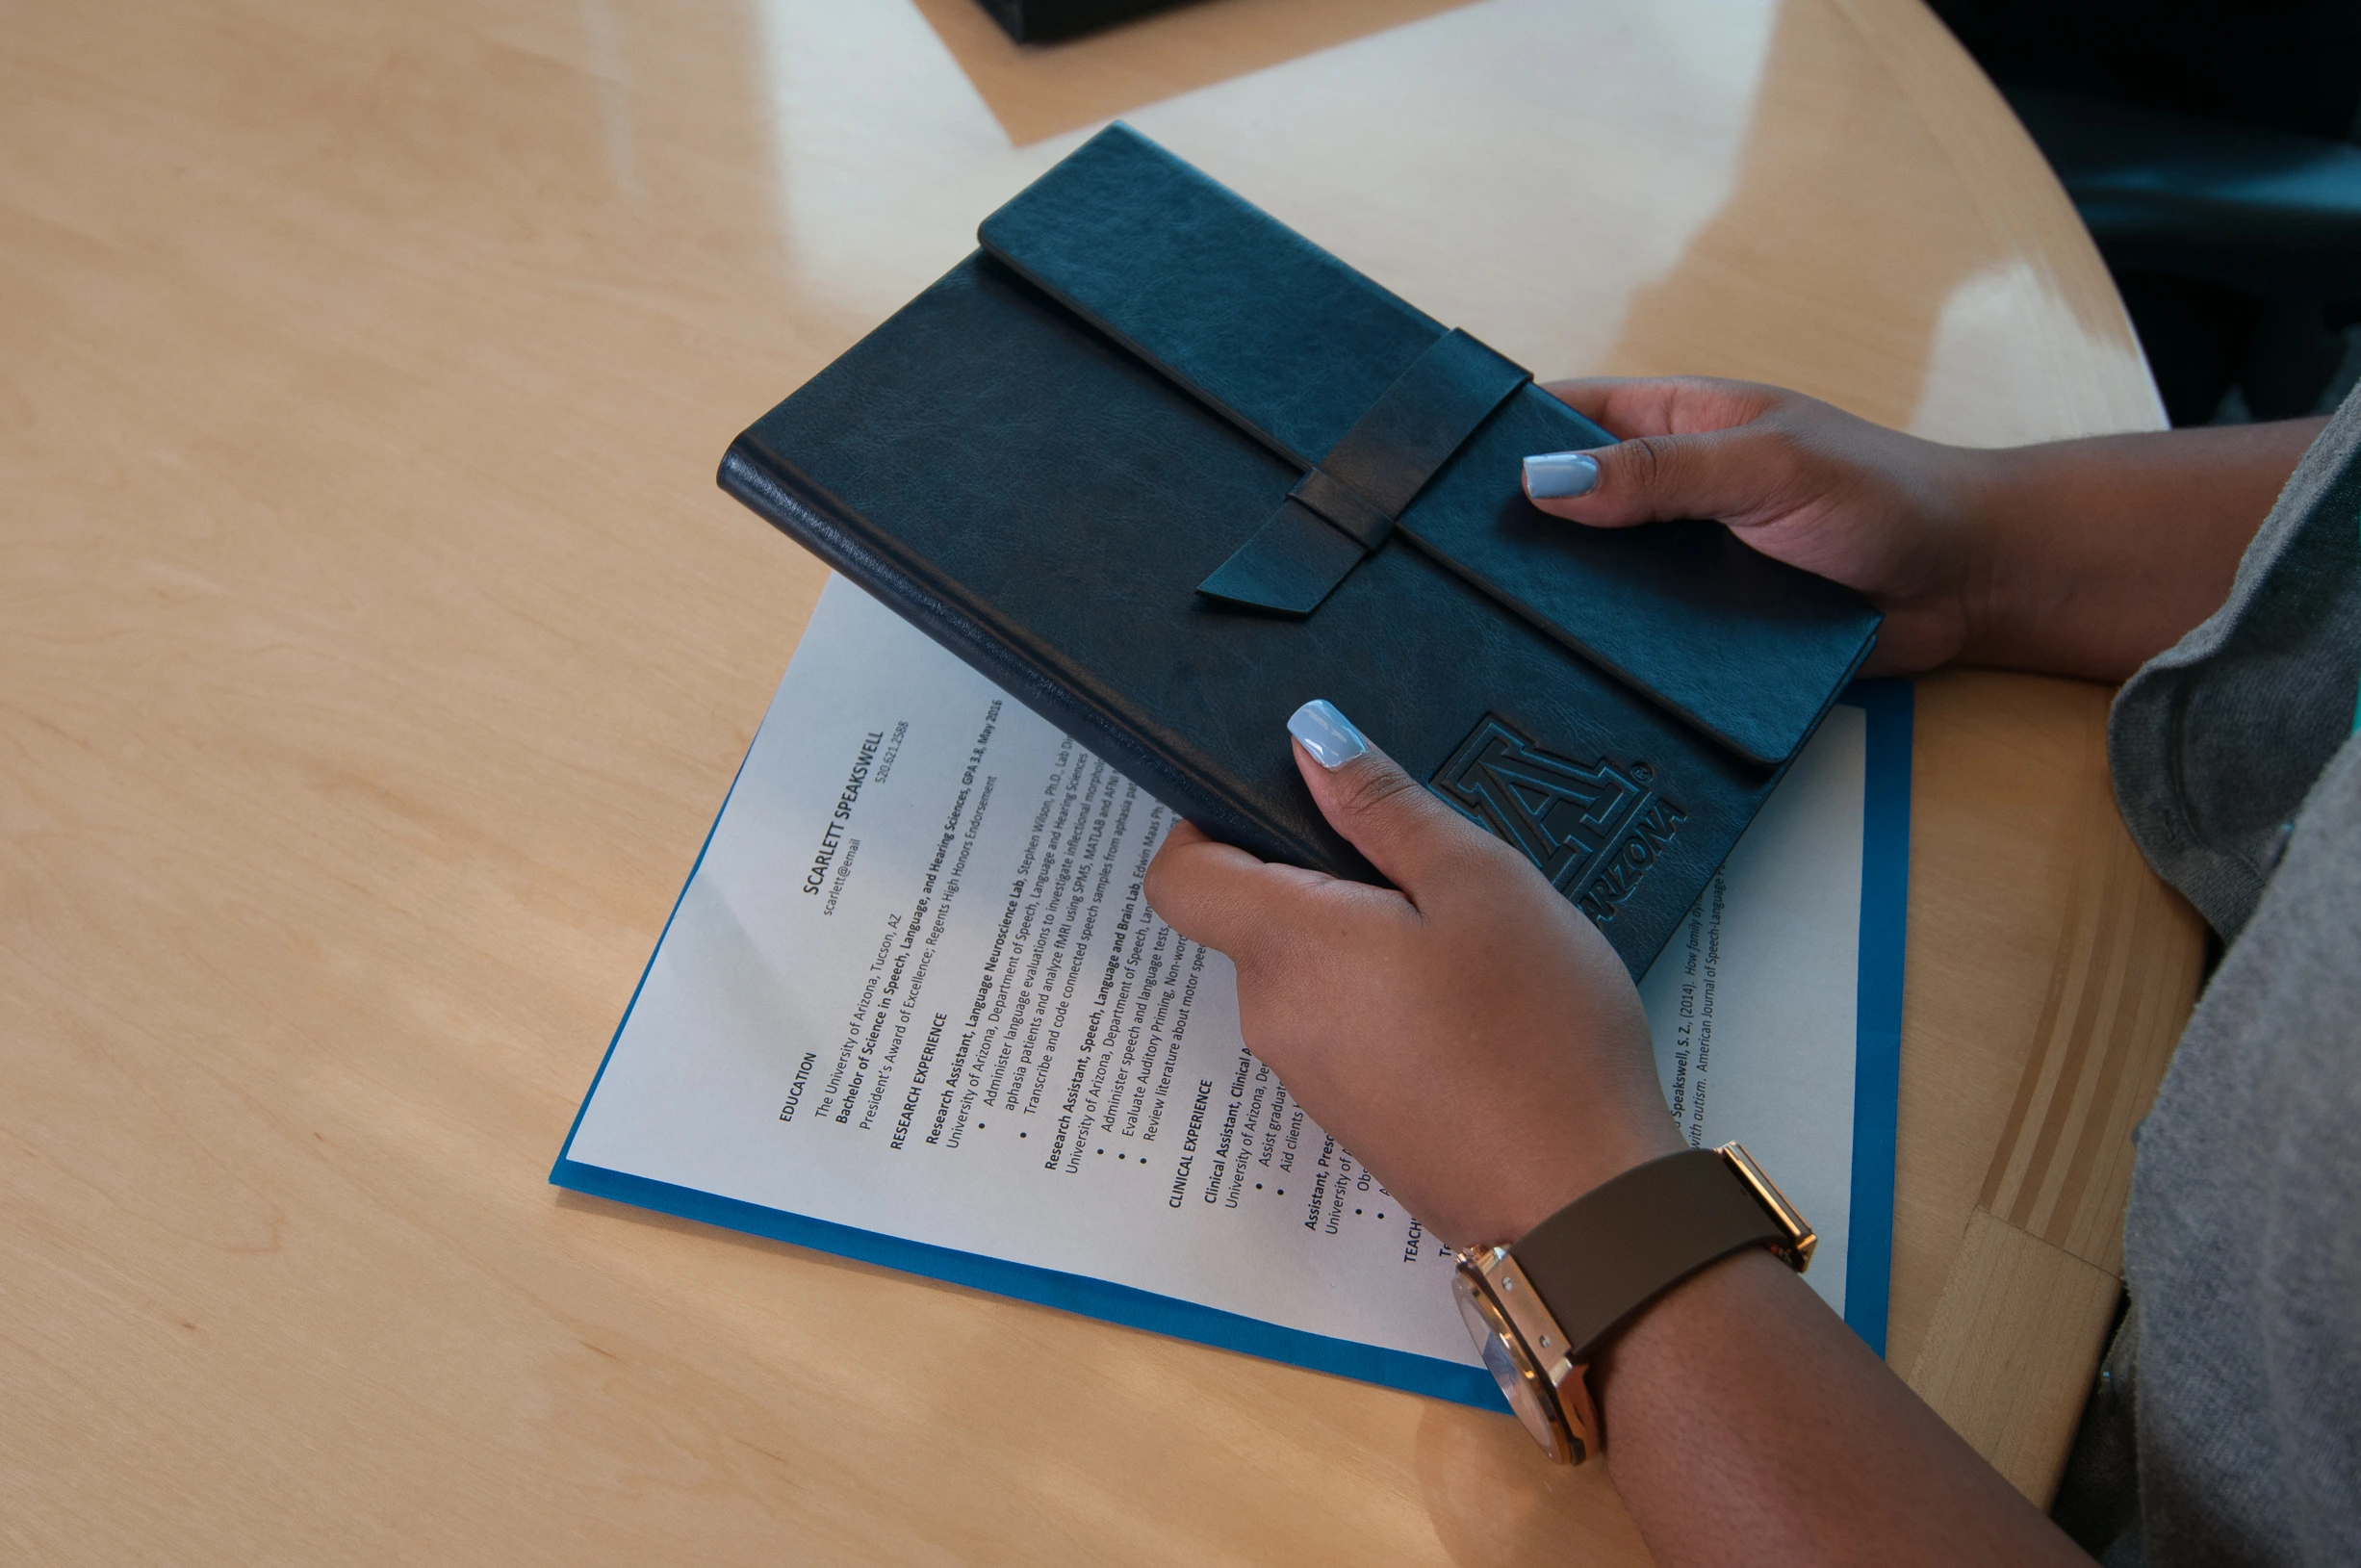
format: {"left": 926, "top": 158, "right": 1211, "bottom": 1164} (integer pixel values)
{"left": 2, "top": 0, "right": 2201, "bottom": 1561}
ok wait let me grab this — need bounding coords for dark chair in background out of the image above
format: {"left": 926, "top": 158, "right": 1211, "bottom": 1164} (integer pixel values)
{"left": 1935, "top": 1, "right": 2361, "bottom": 424}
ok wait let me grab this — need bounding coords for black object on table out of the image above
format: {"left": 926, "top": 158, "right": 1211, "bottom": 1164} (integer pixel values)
{"left": 973, "top": 0, "right": 1191, "bottom": 43}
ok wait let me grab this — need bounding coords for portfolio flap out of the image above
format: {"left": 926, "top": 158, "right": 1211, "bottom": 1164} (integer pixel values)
{"left": 978, "top": 124, "right": 1878, "bottom": 766}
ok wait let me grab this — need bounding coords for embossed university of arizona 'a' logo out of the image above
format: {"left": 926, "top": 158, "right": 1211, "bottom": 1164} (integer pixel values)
{"left": 1429, "top": 716, "right": 1686, "bottom": 925}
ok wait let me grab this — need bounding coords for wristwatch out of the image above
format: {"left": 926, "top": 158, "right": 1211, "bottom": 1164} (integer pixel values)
{"left": 1450, "top": 1143, "right": 1815, "bottom": 1464}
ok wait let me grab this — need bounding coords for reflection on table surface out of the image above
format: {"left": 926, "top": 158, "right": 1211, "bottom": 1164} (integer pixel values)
{"left": 3, "top": 1, "right": 2189, "bottom": 1564}
{"left": 747, "top": 0, "right": 2157, "bottom": 437}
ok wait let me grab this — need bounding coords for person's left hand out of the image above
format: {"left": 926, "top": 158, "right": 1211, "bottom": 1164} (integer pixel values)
{"left": 1142, "top": 700, "right": 1681, "bottom": 1247}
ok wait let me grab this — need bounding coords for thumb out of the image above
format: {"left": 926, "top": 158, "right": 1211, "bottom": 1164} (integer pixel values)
{"left": 1520, "top": 422, "right": 1809, "bottom": 531}
{"left": 1287, "top": 700, "right": 1505, "bottom": 906}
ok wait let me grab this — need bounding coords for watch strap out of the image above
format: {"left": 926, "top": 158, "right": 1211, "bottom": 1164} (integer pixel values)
{"left": 1511, "top": 1147, "right": 1792, "bottom": 1361}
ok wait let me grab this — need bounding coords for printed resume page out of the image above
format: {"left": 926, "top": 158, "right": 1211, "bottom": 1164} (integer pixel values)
{"left": 566, "top": 578, "right": 1871, "bottom": 1369}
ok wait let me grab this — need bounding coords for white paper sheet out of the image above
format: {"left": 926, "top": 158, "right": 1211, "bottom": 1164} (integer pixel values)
{"left": 564, "top": 577, "right": 1875, "bottom": 1376}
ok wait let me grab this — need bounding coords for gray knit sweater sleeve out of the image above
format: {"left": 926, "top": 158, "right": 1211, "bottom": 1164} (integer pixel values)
{"left": 2097, "top": 385, "right": 2361, "bottom": 1568}
{"left": 2109, "top": 393, "right": 2361, "bottom": 942}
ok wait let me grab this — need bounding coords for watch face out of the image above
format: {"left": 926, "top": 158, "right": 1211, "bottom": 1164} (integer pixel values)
{"left": 1452, "top": 1268, "right": 1563, "bottom": 1457}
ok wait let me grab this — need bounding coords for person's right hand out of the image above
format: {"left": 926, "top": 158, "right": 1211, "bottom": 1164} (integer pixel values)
{"left": 1521, "top": 375, "right": 2320, "bottom": 683}
{"left": 1524, "top": 376, "right": 1989, "bottom": 675}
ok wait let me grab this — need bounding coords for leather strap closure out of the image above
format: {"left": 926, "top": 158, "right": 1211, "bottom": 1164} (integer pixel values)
{"left": 1509, "top": 1147, "right": 1809, "bottom": 1362}
{"left": 1196, "top": 327, "right": 1529, "bottom": 614}
{"left": 1290, "top": 466, "right": 1394, "bottom": 551}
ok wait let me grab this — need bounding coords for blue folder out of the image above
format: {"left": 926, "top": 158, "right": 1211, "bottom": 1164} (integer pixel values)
{"left": 554, "top": 681, "right": 1911, "bottom": 1411}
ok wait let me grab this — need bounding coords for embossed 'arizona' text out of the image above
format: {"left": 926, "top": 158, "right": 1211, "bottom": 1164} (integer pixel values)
{"left": 1427, "top": 715, "right": 1686, "bottom": 925}
{"left": 1576, "top": 798, "right": 1687, "bottom": 923}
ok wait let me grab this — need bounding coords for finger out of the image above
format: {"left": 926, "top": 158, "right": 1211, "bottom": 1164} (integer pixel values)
{"left": 1521, "top": 418, "right": 1817, "bottom": 530}
{"left": 1285, "top": 700, "right": 1503, "bottom": 907}
{"left": 1142, "top": 821, "right": 1301, "bottom": 959}
{"left": 1539, "top": 375, "right": 1785, "bottom": 439}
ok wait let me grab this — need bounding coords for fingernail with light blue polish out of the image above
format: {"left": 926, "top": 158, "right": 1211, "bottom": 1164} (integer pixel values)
{"left": 1524, "top": 450, "right": 1600, "bottom": 500}
{"left": 1289, "top": 699, "right": 1369, "bottom": 770}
